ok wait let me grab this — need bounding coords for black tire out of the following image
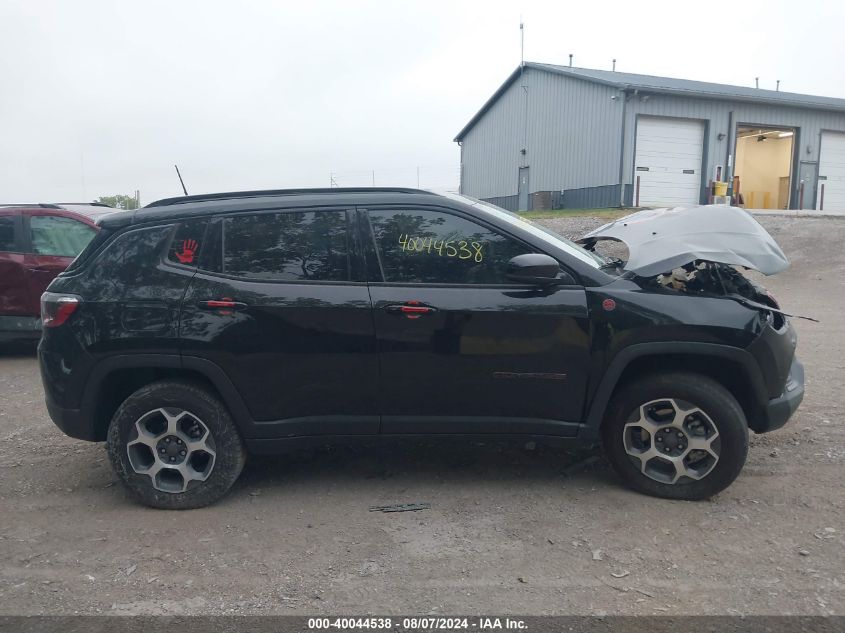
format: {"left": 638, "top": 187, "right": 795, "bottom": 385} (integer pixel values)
{"left": 107, "top": 380, "right": 246, "bottom": 509}
{"left": 601, "top": 372, "right": 748, "bottom": 500}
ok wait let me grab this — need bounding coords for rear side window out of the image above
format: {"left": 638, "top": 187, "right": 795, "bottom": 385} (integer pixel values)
{"left": 30, "top": 215, "right": 96, "bottom": 257}
{"left": 220, "top": 210, "right": 350, "bottom": 281}
{"left": 0, "top": 217, "right": 15, "bottom": 251}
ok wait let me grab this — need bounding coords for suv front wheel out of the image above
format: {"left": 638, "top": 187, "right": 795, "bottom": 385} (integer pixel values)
{"left": 107, "top": 380, "right": 247, "bottom": 509}
{"left": 602, "top": 372, "right": 749, "bottom": 500}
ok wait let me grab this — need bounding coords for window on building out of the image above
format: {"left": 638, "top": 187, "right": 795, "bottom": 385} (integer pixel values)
{"left": 221, "top": 210, "right": 350, "bottom": 281}
{"left": 366, "top": 208, "right": 534, "bottom": 284}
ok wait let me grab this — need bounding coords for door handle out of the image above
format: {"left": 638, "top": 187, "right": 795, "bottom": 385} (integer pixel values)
{"left": 385, "top": 302, "right": 437, "bottom": 319}
{"left": 198, "top": 298, "right": 248, "bottom": 311}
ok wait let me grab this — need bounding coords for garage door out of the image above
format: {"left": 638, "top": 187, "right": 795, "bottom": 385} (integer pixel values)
{"left": 634, "top": 117, "right": 704, "bottom": 207}
{"left": 818, "top": 131, "right": 845, "bottom": 212}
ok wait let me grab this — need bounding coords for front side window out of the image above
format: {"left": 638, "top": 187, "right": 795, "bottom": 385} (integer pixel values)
{"left": 366, "top": 208, "right": 534, "bottom": 284}
{"left": 0, "top": 216, "right": 15, "bottom": 251}
{"left": 221, "top": 210, "right": 350, "bottom": 281}
{"left": 30, "top": 215, "right": 96, "bottom": 257}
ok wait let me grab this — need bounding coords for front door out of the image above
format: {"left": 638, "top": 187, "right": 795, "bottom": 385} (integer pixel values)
{"left": 361, "top": 206, "right": 591, "bottom": 436}
{"left": 179, "top": 208, "right": 379, "bottom": 437}
{"left": 518, "top": 167, "right": 530, "bottom": 211}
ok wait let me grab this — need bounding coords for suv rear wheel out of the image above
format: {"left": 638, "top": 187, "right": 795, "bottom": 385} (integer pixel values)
{"left": 601, "top": 372, "right": 749, "bottom": 500}
{"left": 107, "top": 380, "right": 246, "bottom": 509}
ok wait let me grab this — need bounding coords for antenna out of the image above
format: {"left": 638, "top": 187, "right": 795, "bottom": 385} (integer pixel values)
{"left": 174, "top": 164, "right": 188, "bottom": 196}
{"left": 519, "top": 19, "right": 524, "bottom": 67}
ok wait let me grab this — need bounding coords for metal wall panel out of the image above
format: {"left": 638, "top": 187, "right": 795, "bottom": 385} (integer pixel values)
{"left": 460, "top": 68, "right": 623, "bottom": 200}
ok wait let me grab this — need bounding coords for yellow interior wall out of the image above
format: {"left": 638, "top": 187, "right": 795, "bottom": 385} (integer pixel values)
{"left": 735, "top": 135, "right": 793, "bottom": 209}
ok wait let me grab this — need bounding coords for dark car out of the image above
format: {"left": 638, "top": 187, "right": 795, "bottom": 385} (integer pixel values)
{"left": 38, "top": 188, "right": 804, "bottom": 509}
{"left": 0, "top": 204, "right": 102, "bottom": 342}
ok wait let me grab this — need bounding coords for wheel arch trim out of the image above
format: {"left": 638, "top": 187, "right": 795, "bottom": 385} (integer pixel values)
{"left": 82, "top": 354, "right": 253, "bottom": 432}
{"left": 581, "top": 342, "right": 767, "bottom": 438}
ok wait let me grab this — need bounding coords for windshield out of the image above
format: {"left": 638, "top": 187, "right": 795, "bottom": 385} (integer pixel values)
{"left": 437, "top": 191, "right": 605, "bottom": 268}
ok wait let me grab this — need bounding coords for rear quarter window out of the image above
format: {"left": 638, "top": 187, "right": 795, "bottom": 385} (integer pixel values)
{"left": 166, "top": 218, "right": 209, "bottom": 267}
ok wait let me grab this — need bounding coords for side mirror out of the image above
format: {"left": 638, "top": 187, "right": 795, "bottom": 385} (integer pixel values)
{"left": 506, "top": 253, "right": 577, "bottom": 286}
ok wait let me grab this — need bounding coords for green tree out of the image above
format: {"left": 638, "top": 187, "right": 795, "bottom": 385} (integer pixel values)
{"left": 93, "top": 194, "right": 139, "bottom": 210}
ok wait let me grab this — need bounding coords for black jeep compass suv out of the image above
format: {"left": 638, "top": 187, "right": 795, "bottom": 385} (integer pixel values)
{"left": 38, "top": 188, "right": 804, "bottom": 508}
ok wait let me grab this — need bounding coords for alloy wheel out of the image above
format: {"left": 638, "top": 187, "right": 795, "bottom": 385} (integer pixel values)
{"left": 622, "top": 398, "right": 721, "bottom": 484}
{"left": 125, "top": 408, "right": 216, "bottom": 493}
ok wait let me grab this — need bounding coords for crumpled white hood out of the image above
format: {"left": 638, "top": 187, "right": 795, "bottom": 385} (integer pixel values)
{"left": 579, "top": 205, "right": 790, "bottom": 276}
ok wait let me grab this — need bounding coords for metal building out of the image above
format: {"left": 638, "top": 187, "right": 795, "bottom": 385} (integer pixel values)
{"left": 455, "top": 62, "right": 845, "bottom": 212}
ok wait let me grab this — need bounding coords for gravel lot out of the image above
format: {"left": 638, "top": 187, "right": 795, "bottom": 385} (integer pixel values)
{"left": 1, "top": 215, "right": 843, "bottom": 616}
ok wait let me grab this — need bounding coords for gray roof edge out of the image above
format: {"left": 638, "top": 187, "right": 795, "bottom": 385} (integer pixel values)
{"left": 532, "top": 62, "right": 845, "bottom": 111}
{"left": 455, "top": 62, "right": 845, "bottom": 141}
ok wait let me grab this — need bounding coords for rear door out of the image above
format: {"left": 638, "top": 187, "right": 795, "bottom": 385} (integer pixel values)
{"left": 361, "top": 205, "right": 591, "bottom": 436}
{"left": 0, "top": 211, "right": 29, "bottom": 317}
{"left": 23, "top": 210, "right": 97, "bottom": 314}
{"left": 179, "top": 207, "right": 379, "bottom": 437}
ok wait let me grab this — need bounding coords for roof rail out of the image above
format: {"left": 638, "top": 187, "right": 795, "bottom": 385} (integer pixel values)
{"left": 55, "top": 202, "right": 114, "bottom": 208}
{"left": 146, "top": 187, "right": 432, "bottom": 208}
{"left": 0, "top": 203, "right": 62, "bottom": 209}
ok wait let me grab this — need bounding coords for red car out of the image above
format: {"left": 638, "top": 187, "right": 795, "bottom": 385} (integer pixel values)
{"left": 0, "top": 204, "right": 105, "bottom": 342}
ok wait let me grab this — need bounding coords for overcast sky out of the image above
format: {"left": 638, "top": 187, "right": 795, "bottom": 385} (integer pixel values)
{"left": 1, "top": 0, "right": 843, "bottom": 205}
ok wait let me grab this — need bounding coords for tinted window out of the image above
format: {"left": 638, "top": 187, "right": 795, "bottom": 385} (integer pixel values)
{"left": 0, "top": 217, "right": 15, "bottom": 251}
{"left": 222, "top": 211, "right": 350, "bottom": 281}
{"left": 30, "top": 215, "right": 96, "bottom": 257}
{"left": 167, "top": 219, "right": 208, "bottom": 267}
{"left": 366, "top": 209, "right": 534, "bottom": 284}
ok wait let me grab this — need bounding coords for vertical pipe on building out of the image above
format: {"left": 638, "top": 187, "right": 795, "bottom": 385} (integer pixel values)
{"left": 725, "top": 110, "right": 734, "bottom": 198}
{"left": 635, "top": 175, "right": 640, "bottom": 207}
{"left": 798, "top": 180, "right": 805, "bottom": 209}
{"left": 819, "top": 183, "right": 825, "bottom": 211}
{"left": 617, "top": 88, "right": 629, "bottom": 207}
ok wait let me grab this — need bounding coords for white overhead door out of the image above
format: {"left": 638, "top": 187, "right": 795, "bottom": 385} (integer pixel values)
{"left": 818, "top": 131, "right": 845, "bottom": 212}
{"left": 634, "top": 117, "right": 704, "bottom": 207}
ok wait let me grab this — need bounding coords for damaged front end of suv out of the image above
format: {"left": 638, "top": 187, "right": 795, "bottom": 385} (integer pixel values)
{"left": 579, "top": 205, "right": 805, "bottom": 439}
{"left": 580, "top": 205, "right": 809, "bottom": 320}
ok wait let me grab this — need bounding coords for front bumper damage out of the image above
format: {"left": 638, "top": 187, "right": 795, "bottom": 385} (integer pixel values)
{"left": 761, "top": 357, "right": 805, "bottom": 433}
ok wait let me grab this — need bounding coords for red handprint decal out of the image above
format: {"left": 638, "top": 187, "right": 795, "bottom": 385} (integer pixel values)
{"left": 175, "top": 238, "right": 198, "bottom": 264}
